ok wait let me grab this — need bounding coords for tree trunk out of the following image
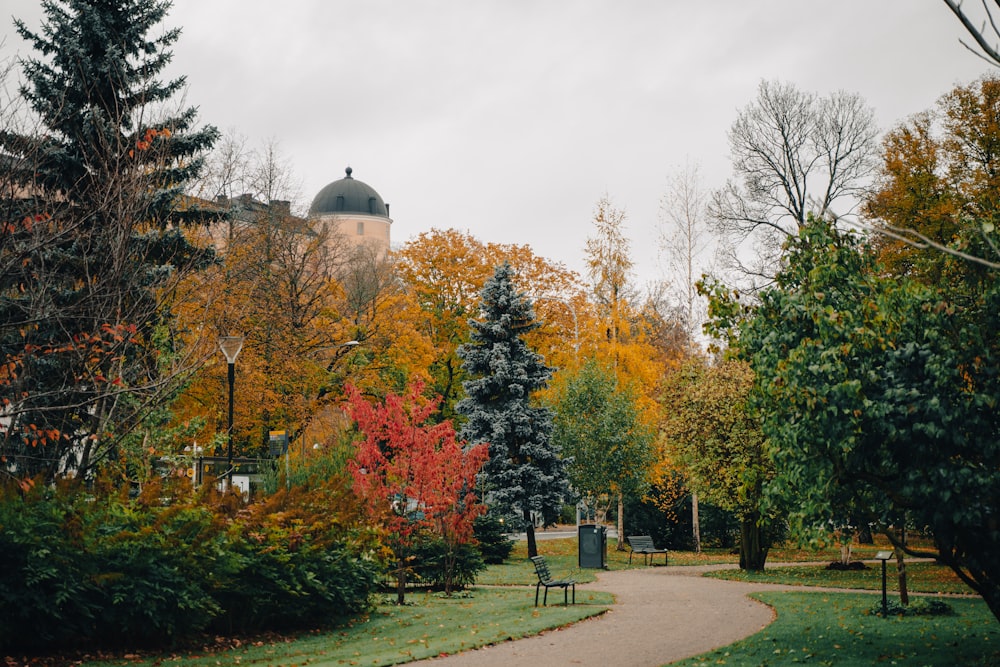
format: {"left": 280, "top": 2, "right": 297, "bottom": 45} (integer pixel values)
{"left": 443, "top": 550, "right": 455, "bottom": 597}
{"left": 524, "top": 507, "right": 538, "bottom": 558}
{"left": 896, "top": 524, "right": 909, "bottom": 605}
{"left": 616, "top": 493, "right": 625, "bottom": 551}
{"left": 692, "top": 492, "right": 701, "bottom": 553}
{"left": 739, "top": 515, "right": 768, "bottom": 571}
{"left": 396, "top": 559, "right": 406, "bottom": 605}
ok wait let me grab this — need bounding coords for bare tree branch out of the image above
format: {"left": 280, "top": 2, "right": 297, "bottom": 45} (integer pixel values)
{"left": 944, "top": 0, "right": 1000, "bottom": 66}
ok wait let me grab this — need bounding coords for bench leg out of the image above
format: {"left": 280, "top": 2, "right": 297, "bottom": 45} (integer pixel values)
{"left": 543, "top": 586, "right": 549, "bottom": 606}
{"left": 571, "top": 583, "right": 575, "bottom": 605}
{"left": 535, "top": 582, "right": 541, "bottom": 607}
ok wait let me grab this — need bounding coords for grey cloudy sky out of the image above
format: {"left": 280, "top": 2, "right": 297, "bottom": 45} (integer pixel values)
{"left": 2, "top": 1, "right": 994, "bottom": 285}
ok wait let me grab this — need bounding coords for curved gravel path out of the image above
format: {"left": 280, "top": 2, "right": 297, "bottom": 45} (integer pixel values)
{"left": 417, "top": 565, "right": 838, "bottom": 667}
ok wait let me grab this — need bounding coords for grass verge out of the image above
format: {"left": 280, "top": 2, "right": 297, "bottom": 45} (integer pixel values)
{"left": 82, "top": 587, "right": 612, "bottom": 667}
{"left": 671, "top": 591, "right": 1000, "bottom": 666}
{"left": 706, "top": 561, "right": 977, "bottom": 595}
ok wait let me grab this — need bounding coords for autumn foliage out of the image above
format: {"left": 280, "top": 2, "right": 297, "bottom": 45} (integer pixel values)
{"left": 343, "top": 381, "right": 488, "bottom": 599}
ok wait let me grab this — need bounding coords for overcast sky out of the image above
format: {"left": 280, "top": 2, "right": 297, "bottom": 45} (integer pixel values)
{"left": 2, "top": 1, "right": 995, "bottom": 286}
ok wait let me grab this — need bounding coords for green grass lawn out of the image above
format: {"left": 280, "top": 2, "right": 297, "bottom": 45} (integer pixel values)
{"left": 671, "top": 591, "right": 1000, "bottom": 666}
{"left": 83, "top": 587, "right": 613, "bottom": 667}
{"left": 706, "top": 561, "right": 977, "bottom": 595}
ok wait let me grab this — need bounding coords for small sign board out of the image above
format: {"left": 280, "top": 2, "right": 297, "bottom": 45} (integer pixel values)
{"left": 875, "top": 550, "right": 893, "bottom": 560}
{"left": 269, "top": 430, "right": 289, "bottom": 456}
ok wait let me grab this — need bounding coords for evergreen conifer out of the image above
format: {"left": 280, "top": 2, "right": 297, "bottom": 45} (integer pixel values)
{"left": 0, "top": 0, "right": 219, "bottom": 481}
{"left": 457, "top": 262, "right": 570, "bottom": 557}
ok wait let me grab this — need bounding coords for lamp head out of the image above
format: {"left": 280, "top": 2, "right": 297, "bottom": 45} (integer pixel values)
{"left": 218, "top": 335, "right": 244, "bottom": 363}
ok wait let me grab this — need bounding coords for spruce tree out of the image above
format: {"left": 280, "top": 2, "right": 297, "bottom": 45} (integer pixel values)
{"left": 0, "top": 0, "right": 219, "bottom": 482}
{"left": 457, "top": 262, "right": 570, "bottom": 558}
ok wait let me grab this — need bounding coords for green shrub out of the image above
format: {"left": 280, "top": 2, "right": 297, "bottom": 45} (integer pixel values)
{"left": 870, "top": 597, "right": 954, "bottom": 617}
{"left": 83, "top": 495, "right": 224, "bottom": 645}
{"left": 209, "top": 484, "right": 378, "bottom": 633}
{"left": 474, "top": 513, "right": 515, "bottom": 564}
{"left": 0, "top": 484, "right": 100, "bottom": 651}
{"left": 408, "top": 534, "right": 485, "bottom": 590}
{"left": 0, "top": 473, "right": 379, "bottom": 652}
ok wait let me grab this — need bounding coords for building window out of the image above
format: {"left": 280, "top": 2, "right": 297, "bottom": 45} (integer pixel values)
{"left": 357, "top": 221, "right": 364, "bottom": 235}
{"left": 368, "top": 197, "right": 377, "bottom": 214}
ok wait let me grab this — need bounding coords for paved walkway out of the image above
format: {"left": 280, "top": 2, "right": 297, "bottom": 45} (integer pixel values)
{"left": 417, "top": 564, "right": 862, "bottom": 667}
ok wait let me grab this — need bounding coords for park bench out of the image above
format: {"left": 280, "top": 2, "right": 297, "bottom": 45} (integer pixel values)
{"left": 626, "top": 535, "right": 668, "bottom": 566}
{"left": 530, "top": 555, "right": 576, "bottom": 606}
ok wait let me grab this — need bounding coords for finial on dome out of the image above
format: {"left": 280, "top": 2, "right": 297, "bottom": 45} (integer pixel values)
{"left": 345, "top": 166, "right": 353, "bottom": 179}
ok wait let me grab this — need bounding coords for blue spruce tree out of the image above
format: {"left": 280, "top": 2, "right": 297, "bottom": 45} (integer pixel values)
{"left": 0, "top": 0, "right": 219, "bottom": 481}
{"left": 457, "top": 262, "right": 570, "bottom": 558}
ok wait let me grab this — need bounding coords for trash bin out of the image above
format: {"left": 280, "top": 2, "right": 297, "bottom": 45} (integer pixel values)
{"left": 578, "top": 523, "right": 607, "bottom": 568}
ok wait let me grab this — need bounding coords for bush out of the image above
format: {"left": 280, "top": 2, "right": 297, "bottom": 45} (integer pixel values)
{"left": 558, "top": 502, "right": 577, "bottom": 525}
{"left": 871, "top": 597, "right": 954, "bottom": 617}
{"left": 0, "top": 483, "right": 100, "bottom": 651}
{"left": 473, "top": 513, "right": 514, "bottom": 564}
{"left": 83, "top": 494, "right": 224, "bottom": 645}
{"left": 407, "top": 534, "right": 485, "bottom": 590}
{"left": 209, "top": 483, "right": 379, "bottom": 633}
{"left": 0, "top": 472, "right": 379, "bottom": 652}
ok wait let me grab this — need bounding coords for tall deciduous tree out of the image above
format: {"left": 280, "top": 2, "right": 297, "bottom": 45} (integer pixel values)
{"left": 457, "top": 263, "right": 570, "bottom": 558}
{"left": 710, "top": 79, "right": 877, "bottom": 290}
{"left": 719, "top": 215, "right": 1000, "bottom": 619}
{"left": 661, "top": 358, "right": 777, "bottom": 570}
{"left": 0, "top": 0, "right": 218, "bottom": 483}
{"left": 584, "top": 196, "right": 665, "bottom": 539}
{"left": 549, "top": 358, "right": 653, "bottom": 541}
{"left": 658, "top": 161, "right": 716, "bottom": 549}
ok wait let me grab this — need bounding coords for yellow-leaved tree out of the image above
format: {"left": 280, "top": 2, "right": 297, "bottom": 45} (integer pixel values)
{"left": 581, "top": 196, "right": 667, "bottom": 545}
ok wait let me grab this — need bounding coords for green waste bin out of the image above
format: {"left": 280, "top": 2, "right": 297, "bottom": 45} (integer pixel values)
{"left": 578, "top": 523, "right": 607, "bottom": 568}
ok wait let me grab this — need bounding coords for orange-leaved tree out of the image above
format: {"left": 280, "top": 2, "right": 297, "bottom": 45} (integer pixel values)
{"left": 344, "top": 381, "right": 488, "bottom": 601}
{"left": 395, "top": 228, "right": 586, "bottom": 419}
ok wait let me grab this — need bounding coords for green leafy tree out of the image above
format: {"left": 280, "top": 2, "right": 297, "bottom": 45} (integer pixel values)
{"left": 661, "top": 358, "right": 778, "bottom": 570}
{"left": 0, "top": 0, "right": 219, "bottom": 483}
{"left": 549, "top": 357, "right": 653, "bottom": 546}
{"left": 457, "top": 263, "right": 570, "bottom": 558}
{"left": 717, "top": 215, "right": 1000, "bottom": 619}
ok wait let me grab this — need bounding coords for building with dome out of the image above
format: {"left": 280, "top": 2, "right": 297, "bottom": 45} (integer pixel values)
{"left": 309, "top": 166, "right": 392, "bottom": 257}
{"left": 201, "top": 166, "right": 392, "bottom": 259}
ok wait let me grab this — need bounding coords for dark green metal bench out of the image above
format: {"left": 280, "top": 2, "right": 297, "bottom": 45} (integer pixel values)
{"left": 529, "top": 555, "right": 576, "bottom": 606}
{"left": 626, "top": 535, "right": 668, "bottom": 566}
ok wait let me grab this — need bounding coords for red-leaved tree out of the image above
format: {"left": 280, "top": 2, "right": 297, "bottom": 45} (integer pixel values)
{"left": 344, "top": 381, "right": 488, "bottom": 601}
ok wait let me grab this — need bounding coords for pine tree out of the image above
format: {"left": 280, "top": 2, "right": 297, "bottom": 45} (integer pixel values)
{"left": 0, "top": 0, "right": 219, "bottom": 482}
{"left": 457, "top": 262, "right": 570, "bottom": 558}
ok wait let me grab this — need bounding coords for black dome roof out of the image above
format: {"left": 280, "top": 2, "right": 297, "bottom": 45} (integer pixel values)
{"left": 309, "top": 167, "right": 388, "bottom": 217}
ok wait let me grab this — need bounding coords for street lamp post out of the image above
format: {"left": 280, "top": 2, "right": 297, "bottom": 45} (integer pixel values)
{"left": 218, "top": 335, "right": 244, "bottom": 491}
